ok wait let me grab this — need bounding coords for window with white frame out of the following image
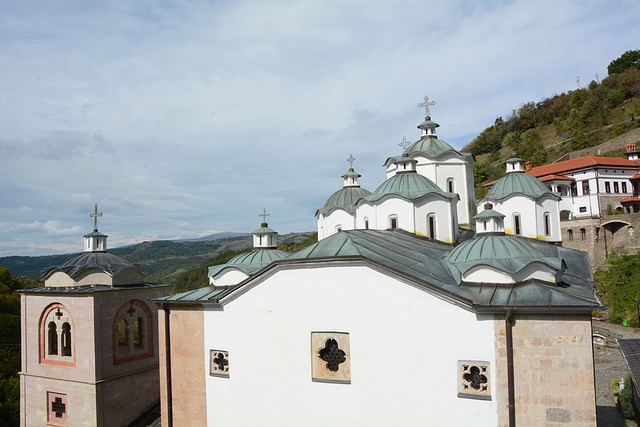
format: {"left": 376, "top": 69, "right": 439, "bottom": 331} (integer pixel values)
{"left": 544, "top": 212, "right": 551, "bottom": 236}
{"left": 513, "top": 214, "right": 521, "bottom": 236}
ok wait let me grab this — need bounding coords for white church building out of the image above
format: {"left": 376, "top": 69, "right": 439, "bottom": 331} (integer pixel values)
{"left": 154, "top": 101, "right": 601, "bottom": 427}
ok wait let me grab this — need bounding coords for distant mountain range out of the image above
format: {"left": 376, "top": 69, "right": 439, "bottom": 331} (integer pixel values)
{"left": 0, "top": 231, "right": 313, "bottom": 283}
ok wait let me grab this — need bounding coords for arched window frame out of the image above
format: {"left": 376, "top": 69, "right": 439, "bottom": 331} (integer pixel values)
{"left": 580, "top": 228, "right": 586, "bottom": 240}
{"left": 364, "top": 218, "right": 369, "bottom": 230}
{"left": 544, "top": 212, "right": 551, "bottom": 236}
{"left": 427, "top": 214, "right": 437, "bottom": 239}
{"left": 39, "top": 303, "right": 75, "bottom": 367}
{"left": 112, "top": 299, "right": 154, "bottom": 365}
{"left": 513, "top": 213, "right": 521, "bottom": 236}
{"left": 447, "top": 178, "right": 455, "bottom": 193}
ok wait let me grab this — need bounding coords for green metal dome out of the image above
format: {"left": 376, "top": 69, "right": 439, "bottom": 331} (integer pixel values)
{"left": 208, "top": 248, "right": 290, "bottom": 278}
{"left": 487, "top": 172, "right": 554, "bottom": 201}
{"left": 317, "top": 186, "right": 373, "bottom": 215}
{"left": 446, "top": 235, "right": 562, "bottom": 282}
{"left": 362, "top": 171, "right": 455, "bottom": 203}
{"left": 403, "top": 136, "right": 460, "bottom": 158}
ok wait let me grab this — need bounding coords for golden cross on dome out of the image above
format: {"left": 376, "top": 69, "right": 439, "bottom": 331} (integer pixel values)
{"left": 90, "top": 204, "right": 103, "bottom": 230}
{"left": 259, "top": 208, "right": 270, "bottom": 223}
{"left": 418, "top": 95, "right": 436, "bottom": 116}
{"left": 347, "top": 154, "right": 355, "bottom": 168}
{"left": 399, "top": 136, "right": 410, "bottom": 151}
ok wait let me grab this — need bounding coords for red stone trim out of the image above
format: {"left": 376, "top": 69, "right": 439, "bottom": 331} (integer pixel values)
{"left": 39, "top": 303, "right": 76, "bottom": 368}
{"left": 112, "top": 299, "right": 154, "bottom": 365}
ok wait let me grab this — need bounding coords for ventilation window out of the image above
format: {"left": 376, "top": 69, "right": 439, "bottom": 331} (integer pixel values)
{"left": 428, "top": 215, "right": 436, "bottom": 239}
{"left": 47, "top": 392, "right": 68, "bottom": 425}
{"left": 210, "top": 350, "right": 230, "bottom": 377}
{"left": 447, "top": 178, "right": 454, "bottom": 193}
{"left": 458, "top": 361, "right": 491, "bottom": 400}
{"left": 364, "top": 218, "right": 369, "bottom": 229}
{"left": 389, "top": 216, "right": 398, "bottom": 230}
{"left": 311, "top": 332, "right": 351, "bottom": 384}
{"left": 544, "top": 212, "right": 551, "bottom": 236}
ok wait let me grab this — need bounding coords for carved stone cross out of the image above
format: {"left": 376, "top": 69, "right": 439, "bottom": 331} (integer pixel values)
{"left": 55, "top": 308, "right": 63, "bottom": 320}
{"left": 127, "top": 305, "right": 136, "bottom": 317}
{"left": 52, "top": 397, "right": 66, "bottom": 418}
{"left": 418, "top": 96, "right": 436, "bottom": 116}
{"left": 90, "top": 204, "right": 103, "bottom": 230}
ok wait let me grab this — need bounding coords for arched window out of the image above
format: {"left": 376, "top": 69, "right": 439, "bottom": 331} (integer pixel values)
{"left": 39, "top": 303, "right": 75, "bottom": 367}
{"left": 427, "top": 214, "right": 436, "bottom": 239}
{"left": 113, "top": 300, "right": 154, "bottom": 364}
{"left": 335, "top": 225, "right": 342, "bottom": 233}
{"left": 580, "top": 228, "right": 586, "bottom": 240}
{"left": 134, "top": 317, "right": 144, "bottom": 348}
{"left": 118, "top": 320, "right": 128, "bottom": 347}
{"left": 364, "top": 218, "right": 369, "bottom": 229}
{"left": 447, "top": 178, "right": 455, "bottom": 193}
{"left": 61, "top": 323, "right": 72, "bottom": 357}
{"left": 513, "top": 214, "right": 521, "bottom": 236}
{"left": 568, "top": 229, "right": 573, "bottom": 240}
{"left": 389, "top": 216, "right": 398, "bottom": 230}
{"left": 48, "top": 322, "right": 58, "bottom": 355}
{"left": 544, "top": 212, "right": 551, "bottom": 236}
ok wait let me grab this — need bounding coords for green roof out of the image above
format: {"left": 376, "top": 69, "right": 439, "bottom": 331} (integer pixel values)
{"left": 252, "top": 223, "right": 277, "bottom": 235}
{"left": 316, "top": 186, "right": 372, "bottom": 215}
{"left": 487, "top": 172, "right": 556, "bottom": 201}
{"left": 446, "top": 235, "right": 562, "bottom": 282}
{"left": 473, "top": 209, "right": 506, "bottom": 221}
{"left": 155, "top": 230, "right": 600, "bottom": 311}
{"left": 208, "top": 248, "right": 289, "bottom": 277}
{"left": 362, "top": 171, "right": 456, "bottom": 203}
{"left": 403, "top": 136, "right": 461, "bottom": 158}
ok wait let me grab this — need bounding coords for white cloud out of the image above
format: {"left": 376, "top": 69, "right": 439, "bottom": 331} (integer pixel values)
{"left": 0, "top": 0, "right": 639, "bottom": 255}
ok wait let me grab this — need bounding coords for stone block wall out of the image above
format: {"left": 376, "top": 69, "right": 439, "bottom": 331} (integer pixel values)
{"left": 494, "top": 313, "right": 596, "bottom": 427}
{"left": 97, "top": 367, "right": 160, "bottom": 426}
{"left": 158, "top": 305, "right": 206, "bottom": 426}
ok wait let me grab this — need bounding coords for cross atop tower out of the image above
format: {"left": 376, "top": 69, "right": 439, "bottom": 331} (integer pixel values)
{"left": 259, "top": 208, "right": 270, "bottom": 223}
{"left": 347, "top": 154, "right": 355, "bottom": 168}
{"left": 399, "top": 136, "right": 410, "bottom": 151}
{"left": 418, "top": 96, "right": 436, "bottom": 116}
{"left": 90, "top": 204, "right": 103, "bottom": 230}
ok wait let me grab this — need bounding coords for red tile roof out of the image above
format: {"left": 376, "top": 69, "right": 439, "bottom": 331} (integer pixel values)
{"left": 538, "top": 174, "right": 575, "bottom": 182}
{"left": 621, "top": 196, "right": 640, "bottom": 203}
{"left": 527, "top": 156, "right": 640, "bottom": 178}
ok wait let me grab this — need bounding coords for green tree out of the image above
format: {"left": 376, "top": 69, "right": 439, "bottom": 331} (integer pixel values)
{"left": 608, "top": 49, "right": 640, "bottom": 75}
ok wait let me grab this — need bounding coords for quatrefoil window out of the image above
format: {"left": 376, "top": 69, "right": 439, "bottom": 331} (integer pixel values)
{"left": 458, "top": 361, "right": 491, "bottom": 400}
{"left": 319, "top": 338, "right": 346, "bottom": 372}
{"left": 311, "top": 332, "right": 351, "bottom": 384}
{"left": 210, "top": 350, "right": 229, "bottom": 377}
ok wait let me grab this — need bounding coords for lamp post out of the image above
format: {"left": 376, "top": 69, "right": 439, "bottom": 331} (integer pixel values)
{"left": 635, "top": 298, "right": 640, "bottom": 327}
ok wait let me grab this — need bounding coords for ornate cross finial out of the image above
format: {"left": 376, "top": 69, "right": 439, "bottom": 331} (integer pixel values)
{"left": 347, "top": 154, "right": 355, "bottom": 168}
{"left": 399, "top": 136, "right": 410, "bottom": 151}
{"left": 418, "top": 95, "right": 436, "bottom": 116}
{"left": 90, "top": 204, "right": 103, "bottom": 230}
{"left": 259, "top": 208, "right": 270, "bottom": 223}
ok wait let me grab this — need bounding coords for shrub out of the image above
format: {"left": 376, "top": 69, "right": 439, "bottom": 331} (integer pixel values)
{"left": 618, "top": 374, "right": 638, "bottom": 420}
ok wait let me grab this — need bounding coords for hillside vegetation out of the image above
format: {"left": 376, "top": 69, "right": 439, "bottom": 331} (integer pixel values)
{"left": 466, "top": 50, "right": 640, "bottom": 199}
{"left": 170, "top": 232, "right": 318, "bottom": 294}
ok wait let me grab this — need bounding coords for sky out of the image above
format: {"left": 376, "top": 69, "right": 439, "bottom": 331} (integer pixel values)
{"left": 0, "top": 0, "right": 639, "bottom": 257}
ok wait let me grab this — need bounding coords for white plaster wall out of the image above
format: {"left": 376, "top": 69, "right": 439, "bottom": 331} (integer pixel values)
{"left": 495, "top": 197, "right": 538, "bottom": 239}
{"left": 204, "top": 265, "right": 498, "bottom": 426}
{"left": 514, "top": 263, "right": 557, "bottom": 283}
{"left": 413, "top": 197, "right": 457, "bottom": 243}
{"left": 325, "top": 209, "right": 356, "bottom": 236}
{"left": 534, "top": 196, "right": 562, "bottom": 242}
{"left": 373, "top": 197, "right": 416, "bottom": 232}
{"left": 355, "top": 203, "right": 376, "bottom": 230}
{"left": 463, "top": 265, "right": 514, "bottom": 284}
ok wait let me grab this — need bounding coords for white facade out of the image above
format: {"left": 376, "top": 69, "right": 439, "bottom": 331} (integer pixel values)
{"left": 203, "top": 264, "right": 498, "bottom": 426}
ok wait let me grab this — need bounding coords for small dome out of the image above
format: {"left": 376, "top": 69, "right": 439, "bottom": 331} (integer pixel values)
{"left": 227, "top": 249, "right": 289, "bottom": 266}
{"left": 446, "top": 235, "right": 562, "bottom": 283}
{"left": 404, "top": 137, "right": 459, "bottom": 158}
{"left": 42, "top": 252, "right": 145, "bottom": 280}
{"left": 363, "top": 170, "right": 453, "bottom": 202}
{"left": 317, "top": 186, "right": 372, "bottom": 215}
{"left": 487, "top": 172, "right": 553, "bottom": 201}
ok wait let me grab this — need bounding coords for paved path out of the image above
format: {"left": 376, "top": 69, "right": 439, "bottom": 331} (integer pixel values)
{"left": 593, "top": 321, "right": 640, "bottom": 427}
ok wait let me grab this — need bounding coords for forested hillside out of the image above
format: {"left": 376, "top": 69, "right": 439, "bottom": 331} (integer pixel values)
{"left": 0, "top": 268, "right": 39, "bottom": 426}
{"left": 0, "top": 232, "right": 313, "bottom": 284}
{"left": 467, "top": 49, "right": 640, "bottom": 199}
